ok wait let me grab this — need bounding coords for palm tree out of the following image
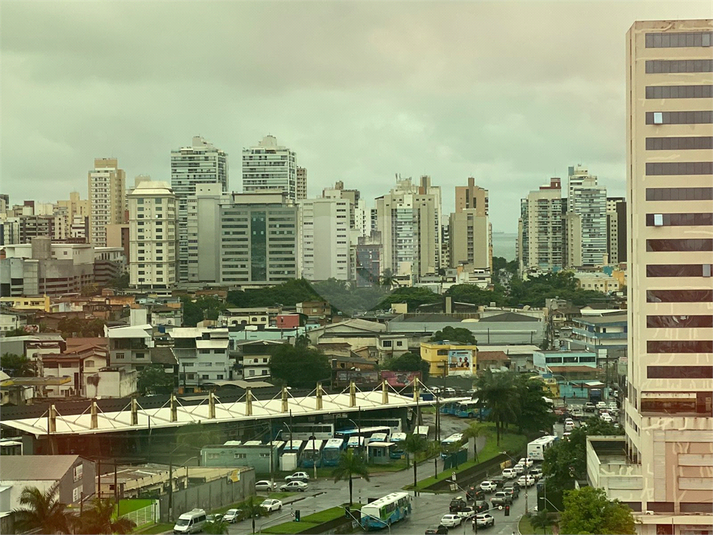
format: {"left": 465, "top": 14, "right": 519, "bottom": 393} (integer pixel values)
{"left": 76, "top": 497, "right": 135, "bottom": 534}
{"left": 203, "top": 518, "right": 229, "bottom": 534}
{"left": 477, "top": 371, "right": 518, "bottom": 445}
{"left": 332, "top": 449, "right": 370, "bottom": 506}
{"left": 529, "top": 509, "right": 552, "bottom": 534}
{"left": 380, "top": 268, "right": 396, "bottom": 289}
{"left": 402, "top": 433, "right": 428, "bottom": 491}
{"left": 242, "top": 496, "right": 268, "bottom": 534}
{"left": 13, "top": 485, "right": 73, "bottom": 534}
{"left": 461, "top": 422, "right": 486, "bottom": 463}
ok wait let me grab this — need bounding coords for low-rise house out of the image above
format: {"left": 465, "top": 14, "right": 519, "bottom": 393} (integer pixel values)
{"left": 41, "top": 339, "right": 109, "bottom": 397}
{"left": 234, "top": 340, "right": 287, "bottom": 380}
{"left": 170, "top": 327, "right": 230, "bottom": 386}
{"left": 106, "top": 322, "right": 154, "bottom": 372}
{"left": 218, "top": 307, "right": 280, "bottom": 329}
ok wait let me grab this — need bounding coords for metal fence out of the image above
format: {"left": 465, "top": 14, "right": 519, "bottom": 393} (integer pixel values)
{"left": 122, "top": 501, "right": 160, "bottom": 527}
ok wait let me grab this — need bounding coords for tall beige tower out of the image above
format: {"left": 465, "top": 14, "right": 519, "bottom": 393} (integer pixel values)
{"left": 618, "top": 19, "right": 713, "bottom": 533}
{"left": 88, "top": 158, "right": 126, "bottom": 246}
{"left": 455, "top": 176, "right": 489, "bottom": 215}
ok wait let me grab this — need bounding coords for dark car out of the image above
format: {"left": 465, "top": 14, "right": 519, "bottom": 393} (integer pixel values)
{"left": 449, "top": 497, "right": 468, "bottom": 513}
{"left": 466, "top": 486, "right": 485, "bottom": 502}
{"left": 490, "top": 476, "right": 506, "bottom": 489}
{"left": 503, "top": 485, "right": 520, "bottom": 499}
{"left": 474, "top": 500, "right": 490, "bottom": 513}
{"left": 425, "top": 526, "right": 449, "bottom": 534}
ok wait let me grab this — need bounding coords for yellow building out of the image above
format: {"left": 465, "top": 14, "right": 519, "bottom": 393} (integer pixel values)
{"left": 420, "top": 340, "right": 477, "bottom": 376}
{"left": 0, "top": 296, "right": 50, "bottom": 312}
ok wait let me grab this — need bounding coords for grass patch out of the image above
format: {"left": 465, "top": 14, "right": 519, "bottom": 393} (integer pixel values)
{"left": 519, "top": 514, "right": 554, "bottom": 535}
{"left": 119, "top": 499, "right": 155, "bottom": 516}
{"left": 268, "top": 492, "right": 297, "bottom": 500}
{"left": 131, "top": 523, "right": 173, "bottom": 534}
{"left": 262, "top": 505, "right": 361, "bottom": 534}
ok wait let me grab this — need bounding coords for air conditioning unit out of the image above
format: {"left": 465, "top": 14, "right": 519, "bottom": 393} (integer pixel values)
{"left": 644, "top": 510, "right": 655, "bottom": 515}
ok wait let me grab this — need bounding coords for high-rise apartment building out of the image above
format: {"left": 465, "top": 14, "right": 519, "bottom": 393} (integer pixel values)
{"left": 171, "top": 136, "right": 228, "bottom": 283}
{"left": 455, "top": 176, "right": 489, "bottom": 215}
{"left": 242, "top": 135, "right": 297, "bottom": 201}
{"left": 606, "top": 197, "right": 627, "bottom": 265}
{"left": 566, "top": 173, "right": 608, "bottom": 267}
{"left": 375, "top": 177, "right": 441, "bottom": 278}
{"left": 567, "top": 164, "right": 592, "bottom": 202}
{"left": 450, "top": 177, "right": 492, "bottom": 270}
{"left": 298, "top": 198, "right": 350, "bottom": 281}
{"left": 517, "top": 177, "right": 564, "bottom": 274}
{"left": 588, "top": 20, "right": 713, "bottom": 534}
{"left": 88, "top": 158, "right": 126, "bottom": 247}
{"left": 127, "top": 181, "right": 178, "bottom": 290}
{"left": 296, "top": 166, "right": 308, "bottom": 201}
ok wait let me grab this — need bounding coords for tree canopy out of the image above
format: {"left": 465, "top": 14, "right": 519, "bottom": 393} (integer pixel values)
{"left": 227, "top": 279, "right": 320, "bottom": 308}
{"left": 137, "top": 365, "right": 175, "bottom": 395}
{"left": 444, "top": 284, "right": 507, "bottom": 307}
{"left": 1, "top": 353, "right": 37, "bottom": 377}
{"left": 430, "top": 326, "right": 476, "bottom": 345}
{"left": 373, "top": 286, "right": 440, "bottom": 311}
{"left": 512, "top": 375, "right": 556, "bottom": 436}
{"left": 268, "top": 345, "right": 331, "bottom": 389}
{"left": 57, "top": 317, "right": 106, "bottom": 338}
{"left": 332, "top": 448, "right": 370, "bottom": 506}
{"left": 13, "top": 485, "right": 72, "bottom": 534}
{"left": 559, "top": 487, "right": 635, "bottom": 535}
{"left": 382, "top": 351, "right": 429, "bottom": 381}
{"left": 181, "top": 296, "right": 226, "bottom": 327}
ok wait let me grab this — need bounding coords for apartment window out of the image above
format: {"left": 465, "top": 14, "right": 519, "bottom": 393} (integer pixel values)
{"left": 648, "top": 315, "right": 713, "bottom": 328}
{"left": 647, "top": 161, "right": 713, "bottom": 176}
{"left": 233, "top": 453, "right": 247, "bottom": 459}
{"left": 382, "top": 340, "right": 392, "bottom": 348}
{"left": 646, "top": 213, "right": 713, "bottom": 226}
{"left": 645, "top": 31, "right": 713, "bottom": 48}
{"left": 115, "top": 353, "right": 125, "bottom": 360}
{"left": 202, "top": 374, "right": 209, "bottom": 379}
{"left": 646, "top": 85, "right": 713, "bottom": 99}
{"left": 136, "top": 353, "right": 145, "bottom": 359}
{"left": 648, "top": 264, "right": 707, "bottom": 277}
{"left": 647, "top": 289, "right": 713, "bottom": 302}
{"left": 646, "top": 239, "right": 713, "bottom": 252}
{"left": 645, "top": 60, "right": 713, "bottom": 73}
{"left": 646, "top": 111, "right": 713, "bottom": 125}
{"left": 647, "top": 340, "right": 713, "bottom": 353}
{"left": 648, "top": 366, "right": 713, "bottom": 379}
{"left": 646, "top": 187, "right": 713, "bottom": 201}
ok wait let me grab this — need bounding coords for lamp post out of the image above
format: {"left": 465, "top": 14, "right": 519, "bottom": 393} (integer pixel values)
{"left": 501, "top": 451, "right": 529, "bottom": 514}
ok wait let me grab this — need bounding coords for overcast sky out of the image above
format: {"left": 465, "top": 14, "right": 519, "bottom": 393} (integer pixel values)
{"left": 2, "top": 0, "right": 710, "bottom": 234}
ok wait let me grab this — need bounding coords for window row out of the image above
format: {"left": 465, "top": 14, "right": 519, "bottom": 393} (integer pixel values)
{"left": 647, "top": 315, "right": 713, "bottom": 328}
{"left": 648, "top": 340, "right": 712, "bottom": 353}
{"left": 645, "top": 32, "right": 713, "bottom": 48}
{"left": 646, "top": 111, "right": 713, "bottom": 124}
{"left": 647, "top": 289, "right": 713, "bottom": 302}
{"left": 646, "top": 85, "right": 713, "bottom": 99}
{"left": 646, "top": 239, "right": 713, "bottom": 252}
{"left": 646, "top": 60, "right": 713, "bottom": 73}
{"left": 646, "top": 187, "right": 713, "bottom": 200}
{"left": 647, "top": 366, "right": 713, "bottom": 379}
{"left": 640, "top": 393, "right": 712, "bottom": 416}
{"left": 646, "top": 162, "right": 713, "bottom": 175}
{"left": 646, "top": 136, "right": 713, "bottom": 150}
{"left": 647, "top": 264, "right": 713, "bottom": 277}
{"left": 646, "top": 213, "right": 713, "bottom": 226}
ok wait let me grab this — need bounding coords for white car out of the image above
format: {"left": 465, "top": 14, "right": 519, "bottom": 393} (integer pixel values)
{"left": 457, "top": 507, "right": 477, "bottom": 520}
{"left": 260, "top": 499, "right": 283, "bottom": 513}
{"left": 564, "top": 421, "right": 575, "bottom": 432}
{"left": 440, "top": 514, "right": 462, "bottom": 528}
{"left": 479, "top": 481, "right": 497, "bottom": 493}
{"left": 223, "top": 509, "right": 242, "bottom": 523}
{"left": 600, "top": 412, "right": 613, "bottom": 423}
{"left": 512, "top": 464, "right": 525, "bottom": 475}
{"left": 280, "top": 480, "right": 308, "bottom": 492}
{"left": 596, "top": 401, "right": 607, "bottom": 410}
{"left": 520, "top": 458, "right": 534, "bottom": 468}
{"left": 530, "top": 468, "right": 543, "bottom": 480}
{"left": 285, "top": 472, "right": 310, "bottom": 483}
{"left": 475, "top": 513, "right": 495, "bottom": 528}
{"left": 518, "top": 475, "right": 536, "bottom": 487}
{"left": 502, "top": 468, "right": 517, "bottom": 479}
{"left": 255, "top": 480, "right": 277, "bottom": 492}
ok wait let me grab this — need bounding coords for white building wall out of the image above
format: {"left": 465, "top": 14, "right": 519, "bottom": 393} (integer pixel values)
{"left": 298, "top": 198, "right": 351, "bottom": 281}
{"left": 242, "top": 135, "right": 297, "bottom": 201}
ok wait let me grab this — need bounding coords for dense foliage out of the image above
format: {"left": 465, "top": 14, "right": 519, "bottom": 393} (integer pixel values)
{"left": 430, "top": 326, "right": 477, "bottom": 345}
{"left": 373, "top": 286, "right": 440, "bottom": 311}
{"left": 181, "top": 296, "right": 226, "bottom": 327}
{"left": 57, "top": 317, "right": 106, "bottom": 338}
{"left": 508, "top": 271, "right": 616, "bottom": 308}
{"left": 560, "top": 487, "right": 635, "bottom": 535}
{"left": 444, "top": 284, "right": 507, "bottom": 307}
{"left": 137, "top": 365, "right": 175, "bottom": 395}
{"left": 1, "top": 353, "right": 37, "bottom": 377}
{"left": 311, "top": 278, "right": 387, "bottom": 315}
{"left": 227, "top": 279, "right": 320, "bottom": 308}
{"left": 268, "top": 345, "right": 331, "bottom": 389}
{"left": 382, "top": 351, "right": 430, "bottom": 381}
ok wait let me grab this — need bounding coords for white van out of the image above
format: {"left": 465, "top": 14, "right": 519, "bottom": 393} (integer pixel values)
{"left": 173, "top": 509, "right": 206, "bottom": 534}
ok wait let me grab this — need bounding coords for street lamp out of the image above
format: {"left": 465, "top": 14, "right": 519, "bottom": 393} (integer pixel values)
{"left": 501, "top": 451, "right": 529, "bottom": 515}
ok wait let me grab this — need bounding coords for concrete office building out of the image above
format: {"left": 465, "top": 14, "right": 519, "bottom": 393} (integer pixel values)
{"left": 607, "top": 197, "right": 627, "bottom": 265}
{"left": 566, "top": 172, "right": 608, "bottom": 267}
{"left": 517, "top": 177, "right": 565, "bottom": 274}
{"left": 171, "top": 136, "right": 228, "bottom": 283}
{"left": 88, "top": 158, "right": 126, "bottom": 247}
{"left": 186, "top": 183, "right": 226, "bottom": 284}
{"left": 586, "top": 20, "right": 713, "bottom": 535}
{"left": 242, "top": 135, "right": 297, "bottom": 201}
{"left": 298, "top": 198, "right": 350, "bottom": 281}
{"left": 296, "top": 166, "right": 307, "bottom": 201}
{"left": 127, "top": 181, "right": 178, "bottom": 290}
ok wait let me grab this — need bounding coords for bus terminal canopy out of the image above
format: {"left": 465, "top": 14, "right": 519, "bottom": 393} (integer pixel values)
{"left": 1, "top": 388, "right": 436, "bottom": 438}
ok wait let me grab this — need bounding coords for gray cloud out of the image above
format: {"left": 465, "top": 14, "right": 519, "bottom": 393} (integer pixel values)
{"left": 2, "top": 0, "right": 711, "bottom": 236}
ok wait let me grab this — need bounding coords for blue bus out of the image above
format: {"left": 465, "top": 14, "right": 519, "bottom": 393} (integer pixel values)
{"left": 322, "top": 438, "right": 346, "bottom": 467}
{"left": 440, "top": 401, "right": 460, "bottom": 415}
{"left": 389, "top": 432, "right": 407, "bottom": 459}
{"left": 300, "top": 439, "right": 325, "bottom": 468}
{"left": 455, "top": 399, "right": 491, "bottom": 420}
{"left": 440, "top": 433, "right": 464, "bottom": 459}
{"left": 361, "top": 492, "right": 412, "bottom": 530}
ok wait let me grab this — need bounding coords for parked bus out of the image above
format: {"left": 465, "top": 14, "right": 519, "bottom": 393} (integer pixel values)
{"left": 367, "top": 432, "right": 389, "bottom": 444}
{"left": 455, "top": 400, "right": 480, "bottom": 418}
{"left": 335, "top": 426, "right": 392, "bottom": 441}
{"left": 300, "top": 439, "right": 325, "bottom": 468}
{"left": 0, "top": 439, "right": 23, "bottom": 456}
{"left": 283, "top": 423, "right": 334, "bottom": 441}
{"left": 346, "top": 436, "right": 366, "bottom": 452}
{"left": 360, "top": 492, "right": 412, "bottom": 530}
{"left": 415, "top": 426, "right": 430, "bottom": 439}
{"left": 282, "top": 439, "right": 304, "bottom": 456}
{"left": 322, "top": 438, "right": 346, "bottom": 466}
{"left": 389, "top": 433, "right": 406, "bottom": 459}
{"left": 356, "top": 418, "right": 403, "bottom": 434}
{"left": 440, "top": 433, "right": 464, "bottom": 458}
{"left": 440, "top": 400, "right": 460, "bottom": 415}
{"left": 268, "top": 440, "right": 285, "bottom": 456}
{"left": 527, "top": 435, "right": 558, "bottom": 461}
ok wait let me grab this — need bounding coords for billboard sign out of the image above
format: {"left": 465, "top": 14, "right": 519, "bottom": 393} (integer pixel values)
{"left": 334, "top": 370, "right": 379, "bottom": 387}
{"left": 448, "top": 350, "right": 473, "bottom": 373}
{"left": 380, "top": 370, "right": 421, "bottom": 388}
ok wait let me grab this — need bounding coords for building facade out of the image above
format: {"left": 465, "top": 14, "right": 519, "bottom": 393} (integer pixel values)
{"left": 298, "top": 197, "right": 350, "bottom": 281}
{"left": 242, "top": 135, "right": 297, "bottom": 201}
{"left": 517, "top": 177, "right": 565, "bottom": 274}
{"left": 455, "top": 176, "right": 489, "bottom": 216}
{"left": 567, "top": 172, "right": 608, "bottom": 267}
{"left": 88, "top": 158, "right": 126, "bottom": 247}
{"left": 171, "top": 136, "right": 228, "bottom": 283}
{"left": 607, "top": 197, "right": 627, "bottom": 265}
{"left": 296, "top": 166, "right": 307, "bottom": 201}
{"left": 127, "top": 181, "right": 178, "bottom": 290}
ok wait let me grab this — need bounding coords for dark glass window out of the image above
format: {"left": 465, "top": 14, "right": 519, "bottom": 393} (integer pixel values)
{"left": 646, "top": 162, "right": 713, "bottom": 175}
{"left": 646, "top": 213, "right": 713, "bottom": 226}
{"left": 647, "top": 340, "right": 713, "bottom": 353}
{"left": 646, "top": 137, "right": 713, "bottom": 150}
{"left": 646, "top": 187, "right": 713, "bottom": 201}
{"left": 646, "top": 239, "right": 713, "bottom": 252}
{"left": 647, "top": 315, "right": 713, "bottom": 328}
{"left": 647, "top": 289, "right": 713, "bottom": 302}
{"left": 646, "top": 32, "right": 713, "bottom": 48}
{"left": 648, "top": 366, "right": 713, "bottom": 379}
{"left": 646, "top": 60, "right": 713, "bottom": 73}
{"left": 681, "top": 503, "right": 713, "bottom": 514}
{"left": 641, "top": 397, "right": 697, "bottom": 414}
{"left": 250, "top": 211, "right": 267, "bottom": 281}
{"left": 646, "top": 111, "right": 713, "bottom": 125}
{"left": 646, "top": 85, "right": 713, "bottom": 99}
{"left": 647, "top": 264, "right": 705, "bottom": 277}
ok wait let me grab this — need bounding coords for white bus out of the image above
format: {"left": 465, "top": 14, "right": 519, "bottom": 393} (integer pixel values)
{"left": 300, "top": 439, "right": 325, "bottom": 468}
{"left": 361, "top": 492, "right": 412, "bottom": 530}
{"left": 357, "top": 418, "right": 404, "bottom": 434}
{"left": 284, "top": 422, "right": 335, "bottom": 441}
{"left": 527, "top": 435, "right": 558, "bottom": 461}
{"left": 415, "top": 426, "right": 430, "bottom": 438}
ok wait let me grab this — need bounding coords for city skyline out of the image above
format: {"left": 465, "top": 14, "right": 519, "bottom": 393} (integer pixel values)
{"left": 3, "top": 1, "right": 710, "bottom": 233}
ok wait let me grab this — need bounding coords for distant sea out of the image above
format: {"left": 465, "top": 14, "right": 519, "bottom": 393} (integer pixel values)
{"left": 492, "top": 232, "right": 517, "bottom": 261}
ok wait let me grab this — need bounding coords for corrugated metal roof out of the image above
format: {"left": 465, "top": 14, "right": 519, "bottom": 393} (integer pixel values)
{"left": 0, "top": 455, "right": 80, "bottom": 481}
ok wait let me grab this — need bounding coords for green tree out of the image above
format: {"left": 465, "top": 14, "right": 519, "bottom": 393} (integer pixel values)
{"left": 268, "top": 345, "right": 331, "bottom": 389}
{"left": 332, "top": 449, "right": 370, "bottom": 506}
{"left": 559, "top": 487, "right": 635, "bottom": 535}
{"left": 227, "top": 279, "right": 320, "bottom": 308}
{"left": 461, "top": 422, "right": 486, "bottom": 462}
{"left": 82, "top": 318, "right": 106, "bottom": 337}
{"left": 476, "top": 371, "right": 518, "bottom": 445}
{"left": 528, "top": 509, "right": 553, "bottom": 535}
{"left": 76, "top": 497, "right": 135, "bottom": 534}
{"left": 181, "top": 297, "right": 204, "bottom": 327}
{"left": 373, "top": 286, "right": 440, "bottom": 312}
{"left": 242, "top": 496, "right": 268, "bottom": 534}
{"left": 137, "top": 365, "right": 175, "bottom": 395}
{"left": 1, "top": 353, "right": 36, "bottom": 377}
{"left": 58, "top": 317, "right": 85, "bottom": 338}
{"left": 107, "top": 272, "right": 130, "bottom": 290}
{"left": 430, "top": 326, "right": 476, "bottom": 345}
{"left": 444, "top": 284, "right": 506, "bottom": 307}
{"left": 513, "top": 375, "right": 556, "bottom": 436}
{"left": 13, "top": 485, "right": 73, "bottom": 534}
{"left": 203, "top": 519, "right": 229, "bottom": 534}
{"left": 383, "top": 351, "right": 430, "bottom": 381}
{"left": 402, "top": 433, "right": 428, "bottom": 490}
{"left": 81, "top": 283, "right": 101, "bottom": 297}
{"left": 380, "top": 268, "right": 396, "bottom": 289}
